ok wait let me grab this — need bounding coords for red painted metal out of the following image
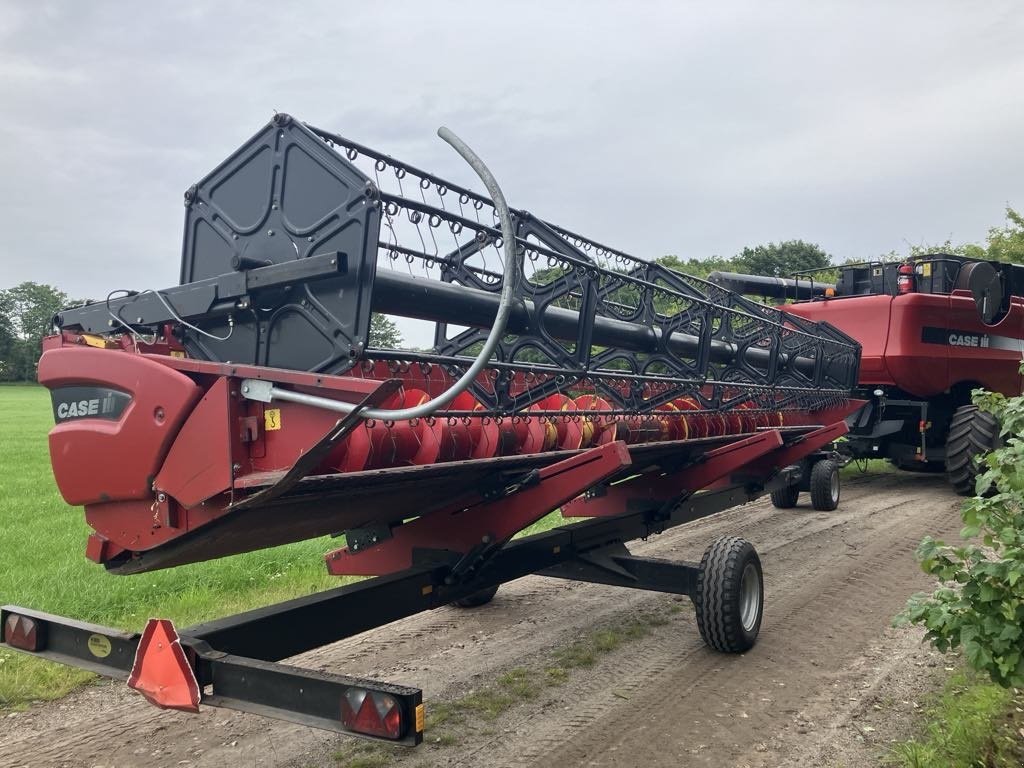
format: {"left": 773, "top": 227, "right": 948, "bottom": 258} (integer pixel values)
{"left": 146, "top": 354, "right": 383, "bottom": 399}
{"left": 38, "top": 332, "right": 863, "bottom": 573}
{"left": 127, "top": 619, "right": 201, "bottom": 713}
{"left": 38, "top": 347, "right": 201, "bottom": 506}
{"left": 742, "top": 421, "right": 850, "bottom": 477}
{"left": 155, "top": 378, "right": 238, "bottom": 508}
{"left": 784, "top": 292, "right": 1024, "bottom": 397}
{"left": 561, "top": 430, "right": 784, "bottom": 519}
{"left": 324, "top": 441, "right": 632, "bottom": 576}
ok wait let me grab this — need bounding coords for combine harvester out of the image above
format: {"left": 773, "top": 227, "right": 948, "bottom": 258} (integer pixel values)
{"left": 2, "top": 115, "right": 861, "bottom": 746}
{"left": 712, "top": 257, "right": 1024, "bottom": 496}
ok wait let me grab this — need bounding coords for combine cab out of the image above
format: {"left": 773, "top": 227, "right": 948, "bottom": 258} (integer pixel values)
{"left": 712, "top": 257, "right": 1024, "bottom": 494}
{"left": 3, "top": 115, "right": 862, "bottom": 746}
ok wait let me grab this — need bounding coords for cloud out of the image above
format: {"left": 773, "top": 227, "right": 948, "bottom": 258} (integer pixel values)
{"left": 0, "top": 0, "right": 1021, "bottom": 311}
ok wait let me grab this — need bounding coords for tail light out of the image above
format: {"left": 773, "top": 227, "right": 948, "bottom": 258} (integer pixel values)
{"left": 341, "top": 688, "right": 405, "bottom": 739}
{"left": 3, "top": 613, "right": 46, "bottom": 652}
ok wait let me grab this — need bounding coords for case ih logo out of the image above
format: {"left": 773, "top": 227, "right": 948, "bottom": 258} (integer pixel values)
{"left": 948, "top": 333, "right": 990, "bottom": 348}
{"left": 51, "top": 387, "right": 131, "bottom": 423}
{"left": 921, "top": 327, "right": 1018, "bottom": 352}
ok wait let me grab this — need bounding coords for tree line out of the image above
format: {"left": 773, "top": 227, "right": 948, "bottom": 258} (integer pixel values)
{"left": 3, "top": 206, "right": 1021, "bottom": 381}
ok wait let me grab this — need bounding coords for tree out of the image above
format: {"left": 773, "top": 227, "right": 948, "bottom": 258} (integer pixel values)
{"left": 0, "top": 311, "right": 14, "bottom": 381}
{"left": 985, "top": 206, "right": 1024, "bottom": 264}
{"left": 657, "top": 254, "right": 737, "bottom": 281}
{"left": 900, "top": 380, "right": 1024, "bottom": 688}
{"left": 0, "top": 282, "right": 68, "bottom": 381}
{"left": 908, "top": 239, "right": 986, "bottom": 260}
{"left": 368, "top": 313, "right": 403, "bottom": 348}
{"left": 733, "top": 240, "right": 831, "bottom": 278}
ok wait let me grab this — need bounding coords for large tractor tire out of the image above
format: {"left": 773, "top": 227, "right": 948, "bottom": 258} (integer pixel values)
{"left": 694, "top": 536, "right": 763, "bottom": 653}
{"left": 945, "top": 405, "right": 1000, "bottom": 496}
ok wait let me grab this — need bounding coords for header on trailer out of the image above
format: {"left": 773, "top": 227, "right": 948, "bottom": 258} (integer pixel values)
{"left": 7, "top": 114, "right": 865, "bottom": 748}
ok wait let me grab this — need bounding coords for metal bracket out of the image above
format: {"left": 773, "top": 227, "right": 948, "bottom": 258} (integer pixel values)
{"left": 229, "top": 379, "right": 403, "bottom": 512}
{"left": 345, "top": 522, "right": 394, "bottom": 553}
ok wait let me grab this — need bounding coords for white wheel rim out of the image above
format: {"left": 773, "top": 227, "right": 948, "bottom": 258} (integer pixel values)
{"left": 739, "top": 562, "right": 761, "bottom": 632}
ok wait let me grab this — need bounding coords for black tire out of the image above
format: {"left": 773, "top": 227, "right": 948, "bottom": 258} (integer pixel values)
{"left": 452, "top": 585, "right": 499, "bottom": 608}
{"left": 770, "top": 484, "right": 799, "bottom": 509}
{"left": 694, "top": 536, "right": 763, "bottom": 653}
{"left": 809, "top": 458, "right": 840, "bottom": 511}
{"left": 946, "top": 405, "right": 1000, "bottom": 496}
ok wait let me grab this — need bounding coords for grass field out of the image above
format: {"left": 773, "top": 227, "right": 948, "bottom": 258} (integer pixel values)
{"left": 0, "top": 384, "right": 356, "bottom": 709}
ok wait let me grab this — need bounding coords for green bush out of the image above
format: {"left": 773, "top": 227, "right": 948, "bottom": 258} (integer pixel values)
{"left": 900, "top": 384, "right": 1024, "bottom": 688}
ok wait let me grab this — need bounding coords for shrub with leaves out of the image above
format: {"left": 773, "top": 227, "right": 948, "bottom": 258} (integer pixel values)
{"left": 900, "top": 384, "right": 1024, "bottom": 688}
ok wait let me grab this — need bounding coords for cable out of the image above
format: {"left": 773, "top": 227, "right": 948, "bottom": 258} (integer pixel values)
{"left": 105, "top": 288, "right": 234, "bottom": 345}
{"left": 144, "top": 289, "right": 234, "bottom": 342}
{"left": 105, "top": 290, "right": 157, "bottom": 345}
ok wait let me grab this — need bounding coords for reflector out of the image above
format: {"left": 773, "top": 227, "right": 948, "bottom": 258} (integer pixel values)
{"left": 340, "top": 688, "right": 404, "bottom": 739}
{"left": 127, "top": 619, "right": 201, "bottom": 713}
{"left": 3, "top": 613, "right": 44, "bottom": 652}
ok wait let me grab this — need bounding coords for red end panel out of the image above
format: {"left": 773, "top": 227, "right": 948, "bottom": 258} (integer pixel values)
{"left": 38, "top": 348, "right": 202, "bottom": 506}
{"left": 883, "top": 294, "right": 951, "bottom": 397}
{"left": 154, "top": 378, "right": 237, "bottom": 508}
{"left": 783, "top": 295, "right": 895, "bottom": 385}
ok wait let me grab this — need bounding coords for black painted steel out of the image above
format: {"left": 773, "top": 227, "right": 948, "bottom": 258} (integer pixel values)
{"left": 195, "top": 651, "right": 423, "bottom": 745}
{"left": 708, "top": 271, "right": 835, "bottom": 301}
{"left": 179, "top": 483, "right": 757, "bottom": 660}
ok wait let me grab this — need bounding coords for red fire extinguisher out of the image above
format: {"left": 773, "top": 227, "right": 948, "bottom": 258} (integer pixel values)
{"left": 897, "top": 262, "right": 916, "bottom": 294}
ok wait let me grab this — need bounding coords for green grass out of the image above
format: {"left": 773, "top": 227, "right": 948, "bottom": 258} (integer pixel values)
{"left": 0, "top": 385, "right": 351, "bottom": 708}
{"left": 886, "top": 668, "right": 1024, "bottom": 768}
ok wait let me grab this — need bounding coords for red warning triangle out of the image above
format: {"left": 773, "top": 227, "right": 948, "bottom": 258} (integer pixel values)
{"left": 127, "top": 618, "right": 201, "bottom": 713}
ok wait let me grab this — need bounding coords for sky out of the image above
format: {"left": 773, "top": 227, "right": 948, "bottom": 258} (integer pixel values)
{"left": 2, "top": 0, "right": 1023, "bottom": 347}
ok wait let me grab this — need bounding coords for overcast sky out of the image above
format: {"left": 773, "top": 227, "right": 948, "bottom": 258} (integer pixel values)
{"left": 2, "top": 0, "right": 1022, "bottom": 319}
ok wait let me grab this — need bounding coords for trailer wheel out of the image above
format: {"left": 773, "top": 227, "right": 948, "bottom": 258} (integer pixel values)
{"left": 946, "top": 405, "right": 1000, "bottom": 496}
{"left": 809, "top": 459, "right": 840, "bottom": 511}
{"left": 694, "top": 537, "right": 763, "bottom": 653}
{"left": 770, "top": 484, "right": 800, "bottom": 509}
{"left": 452, "top": 585, "right": 499, "bottom": 608}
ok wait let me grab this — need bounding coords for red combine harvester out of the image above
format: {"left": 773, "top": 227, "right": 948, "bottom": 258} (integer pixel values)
{"left": 711, "top": 258, "right": 1024, "bottom": 496}
{"left": 2, "top": 115, "right": 861, "bottom": 746}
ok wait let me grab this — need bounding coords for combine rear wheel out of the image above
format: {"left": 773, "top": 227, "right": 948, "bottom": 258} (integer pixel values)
{"left": 694, "top": 536, "right": 763, "bottom": 653}
{"left": 946, "top": 405, "right": 1000, "bottom": 496}
{"left": 809, "top": 458, "right": 840, "bottom": 511}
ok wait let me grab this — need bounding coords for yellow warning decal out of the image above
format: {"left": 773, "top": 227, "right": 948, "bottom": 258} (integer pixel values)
{"left": 81, "top": 334, "right": 114, "bottom": 349}
{"left": 264, "top": 408, "right": 282, "bottom": 431}
{"left": 169, "top": 350, "right": 187, "bottom": 358}
{"left": 87, "top": 634, "right": 112, "bottom": 658}
{"left": 415, "top": 704, "right": 425, "bottom": 733}
{"left": 921, "top": 262, "right": 932, "bottom": 277}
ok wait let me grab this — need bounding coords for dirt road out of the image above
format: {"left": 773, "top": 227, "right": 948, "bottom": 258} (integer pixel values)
{"left": 1, "top": 470, "right": 962, "bottom": 768}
